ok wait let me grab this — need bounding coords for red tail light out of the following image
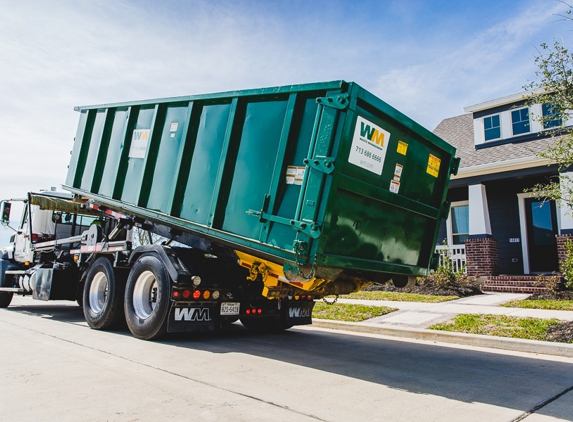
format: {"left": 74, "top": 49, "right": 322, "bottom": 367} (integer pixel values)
{"left": 182, "top": 290, "right": 191, "bottom": 299}
{"left": 257, "top": 308, "right": 262, "bottom": 314}
{"left": 246, "top": 309, "right": 251, "bottom": 315}
{"left": 192, "top": 290, "right": 201, "bottom": 300}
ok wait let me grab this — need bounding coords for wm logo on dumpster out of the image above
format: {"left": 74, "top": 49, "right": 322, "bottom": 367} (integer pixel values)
{"left": 288, "top": 307, "right": 310, "bottom": 318}
{"left": 174, "top": 308, "right": 211, "bottom": 321}
{"left": 360, "top": 121, "right": 386, "bottom": 147}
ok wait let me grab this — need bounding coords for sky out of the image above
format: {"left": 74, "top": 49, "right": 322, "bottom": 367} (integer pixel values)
{"left": 0, "top": 0, "right": 572, "bottom": 244}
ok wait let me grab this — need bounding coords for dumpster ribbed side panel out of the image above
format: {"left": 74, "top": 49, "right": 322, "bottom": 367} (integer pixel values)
{"left": 98, "top": 108, "right": 129, "bottom": 198}
{"left": 178, "top": 102, "right": 232, "bottom": 225}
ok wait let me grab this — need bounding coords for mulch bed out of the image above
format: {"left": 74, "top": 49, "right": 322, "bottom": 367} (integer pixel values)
{"left": 545, "top": 321, "right": 573, "bottom": 343}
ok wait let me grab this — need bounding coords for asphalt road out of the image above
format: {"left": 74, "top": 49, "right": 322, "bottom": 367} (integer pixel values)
{"left": 1, "top": 297, "right": 572, "bottom": 422}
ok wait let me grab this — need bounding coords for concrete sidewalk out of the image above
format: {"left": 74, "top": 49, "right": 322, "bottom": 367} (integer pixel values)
{"left": 336, "top": 293, "right": 573, "bottom": 329}
{"left": 312, "top": 292, "right": 573, "bottom": 358}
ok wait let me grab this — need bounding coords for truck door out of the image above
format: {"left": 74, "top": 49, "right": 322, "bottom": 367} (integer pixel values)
{"left": 13, "top": 203, "right": 33, "bottom": 263}
{"left": 13, "top": 204, "right": 56, "bottom": 263}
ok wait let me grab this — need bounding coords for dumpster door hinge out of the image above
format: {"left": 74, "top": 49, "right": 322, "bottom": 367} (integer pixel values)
{"left": 303, "top": 156, "right": 335, "bottom": 174}
{"left": 246, "top": 210, "right": 321, "bottom": 239}
{"left": 451, "top": 157, "right": 461, "bottom": 175}
{"left": 316, "top": 93, "right": 350, "bottom": 110}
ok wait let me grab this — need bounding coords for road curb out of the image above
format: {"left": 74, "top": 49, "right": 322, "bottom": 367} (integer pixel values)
{"left": 312, "top": 319, "right": 573, "bottom": 358}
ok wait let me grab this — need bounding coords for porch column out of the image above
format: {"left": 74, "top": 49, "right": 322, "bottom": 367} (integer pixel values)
{"left": 468, "top": 184, "right": 492, "bottom": 236}
{"left": 465, "top": 183, "right": 498, "bottom": 276}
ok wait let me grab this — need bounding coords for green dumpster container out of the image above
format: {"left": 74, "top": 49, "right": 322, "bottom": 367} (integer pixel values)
{"left": 64, "top": 81, "right": 458, "bottom": 294}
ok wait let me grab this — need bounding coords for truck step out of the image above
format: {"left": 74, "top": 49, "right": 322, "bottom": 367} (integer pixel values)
{"left": 0, "top": 287, "right": 25, "bottom": 293}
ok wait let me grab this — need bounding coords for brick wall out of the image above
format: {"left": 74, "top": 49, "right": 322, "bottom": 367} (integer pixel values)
{"left": 465, "top": 237, "right": 499, "bottom": 277}
{"left": 556, "top": 234, "right": 573, "bottom": 267}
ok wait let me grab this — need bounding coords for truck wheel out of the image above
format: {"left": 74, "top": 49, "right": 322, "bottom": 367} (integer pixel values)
{"left": 124, "top": 254, "right": 170, "bottom": 340}
{"left": 83, "top": 257, "right": 126, "bottom": 330}
{"left": 0, "top": 292, "right": 13, "bottom": 308}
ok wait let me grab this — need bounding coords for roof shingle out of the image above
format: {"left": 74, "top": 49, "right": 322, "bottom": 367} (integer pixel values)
{"left": 433, "top": 113, "right": 557, "bottom": 169}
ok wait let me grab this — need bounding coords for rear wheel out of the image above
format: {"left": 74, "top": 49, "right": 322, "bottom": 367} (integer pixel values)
{"left": 83, "top": 257, "right": 126, "bottom": 330}
{"left": 124, "top": 254, "right": 171, "bottom": 340}
{"left": 0, "top": 292, "right": 13, "bottom": 308}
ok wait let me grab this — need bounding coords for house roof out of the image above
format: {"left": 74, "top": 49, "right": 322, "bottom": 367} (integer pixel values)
{"left": 433, "top": 113, "right": 556, "bottom": 179}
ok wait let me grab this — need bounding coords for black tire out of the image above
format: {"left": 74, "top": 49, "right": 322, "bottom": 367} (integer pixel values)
{"left": 124, "top": 254, "right": 171, "bottom": 340}
{"left": 0, "top": 292, "right": 13, "bottom": 308}
{"left": 83, "top": 257, "right": 126, "bottom": 330}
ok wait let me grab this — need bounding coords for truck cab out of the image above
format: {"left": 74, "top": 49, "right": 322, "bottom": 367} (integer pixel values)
{"left": 0, "top": 191, "right": 113, "bottom": 307}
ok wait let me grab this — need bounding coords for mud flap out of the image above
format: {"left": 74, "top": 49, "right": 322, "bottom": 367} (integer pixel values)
{"left": 167, "top": 303, "right": 216, "bottom": 333}
{"left": 284, "top": 300, "right": 315, "bottom": 326}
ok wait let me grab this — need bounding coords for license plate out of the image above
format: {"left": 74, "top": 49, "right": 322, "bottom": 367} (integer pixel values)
{"left": 221, "top": 302, "right": 240, "bottom": 316}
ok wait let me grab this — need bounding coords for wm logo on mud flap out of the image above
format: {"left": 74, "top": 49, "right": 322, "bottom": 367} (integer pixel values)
{"left": 174, "top": 308, "right": 211, "bottom": 322}
{"left": 288, "top": 307, "right": 310, "bottom": 318}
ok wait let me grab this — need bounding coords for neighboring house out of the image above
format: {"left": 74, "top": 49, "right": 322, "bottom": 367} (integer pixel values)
{"left": 433, "top": 92, "right": 573, "bottom": 280}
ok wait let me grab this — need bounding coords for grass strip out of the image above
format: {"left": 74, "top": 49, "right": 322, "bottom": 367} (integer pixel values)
{"left": 501, "top": 299, "right": 573, "bottom": 311}
{"left": 340, "top": 291, "right": 458, "bottom": 303}
{"left": 313, "top": 301, "right": 397, "bottom": 322}
{"left": 429, "top": 314, "right": 562, "bottom": 341}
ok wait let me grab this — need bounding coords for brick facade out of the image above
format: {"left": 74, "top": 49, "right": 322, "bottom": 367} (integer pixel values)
{"left": 556, "top": 234, "right": 573, "bottom": 269}
{"left": 464, "top": 237, "right": 499, "bottom": 277}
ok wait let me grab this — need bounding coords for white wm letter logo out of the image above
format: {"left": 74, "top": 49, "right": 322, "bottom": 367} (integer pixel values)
{"left": 288, "top": 307, "right": 310, "bottom": 318}
{"left": 175, "top": 308, "right": 211, "bottom": 321}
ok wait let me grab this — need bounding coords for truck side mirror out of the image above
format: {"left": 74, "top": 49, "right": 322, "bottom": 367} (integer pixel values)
{"left": 1, "top": 201, "right": 11, "bottom": 224}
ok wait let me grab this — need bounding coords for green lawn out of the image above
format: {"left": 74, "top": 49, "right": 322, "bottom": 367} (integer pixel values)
{"left": 340, "top": 291, "right": 458, "bottom": 303}
{"left": 501, "top": 299, "right": 573, "bottom": 311}
{"left": 313, "top": 302, "right": 397, "bottom": 322}
{"left": 429, "top": 314, "right": 563, "bottom": 341}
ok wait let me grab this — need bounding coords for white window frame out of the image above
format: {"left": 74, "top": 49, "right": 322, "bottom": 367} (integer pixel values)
{"left": 483, "top": 114, "right": 502, "bottom": 141}
{"left": 511, "top": 107, "right": 530, "bottom": 136}
{"left": 447, "top": 200, "right": 469, "bottom": 246}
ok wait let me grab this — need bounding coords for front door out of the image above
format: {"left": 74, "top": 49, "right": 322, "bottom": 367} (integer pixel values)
{"left": 525, "top": 198, "right": 559, "bottom": 273}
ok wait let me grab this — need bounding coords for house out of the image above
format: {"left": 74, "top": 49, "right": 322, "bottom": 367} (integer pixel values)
{"left": 433, "top": 92, "right": 573, "bottom": 286}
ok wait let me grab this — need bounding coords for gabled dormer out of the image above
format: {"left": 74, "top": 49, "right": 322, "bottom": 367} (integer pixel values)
{"left": 464, "top": 92, "right": 570, "bottom": 149}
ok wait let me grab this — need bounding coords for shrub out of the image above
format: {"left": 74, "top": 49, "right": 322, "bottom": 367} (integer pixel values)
{"left": 533, "top": 273, "right": 563, "bottom": 295}
{"left": 560, "top": 238, "right": 573, "bottom": 290}
{"left": 419, "top": 245, "right": 475, "bottom": 289}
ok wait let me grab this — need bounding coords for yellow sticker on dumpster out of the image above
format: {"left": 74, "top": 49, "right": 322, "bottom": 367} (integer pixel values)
{"left": 426, "top": 154, "right": 441, "bottom": 177}
{"left": 397, "top": 140, "right": 408, "bottom": 155}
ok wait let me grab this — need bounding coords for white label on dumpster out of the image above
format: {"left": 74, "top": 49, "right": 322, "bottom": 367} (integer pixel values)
{"left": 349, "top": 116, "right": 389, "bottom": 175}
{"left": 389, "top": 180, "right": 400, "bottom": 194}
{"left": 129, "top": 129, "right": 150, "bottom": 159}
{"left": 285, "top": 166, "right": 305, "bottom": 185}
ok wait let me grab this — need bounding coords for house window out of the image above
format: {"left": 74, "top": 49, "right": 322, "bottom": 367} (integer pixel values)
{"left": 450, "top": 204, "right": 469, "bottom": 245}
{"left": 511, "top": 108, "right": 530, "bottom": 135}
{"left": 484, "top": 115, "right": 501, "bottom": 141}
{"left": 542, "top": 103, "right": 562, "bottom": 129}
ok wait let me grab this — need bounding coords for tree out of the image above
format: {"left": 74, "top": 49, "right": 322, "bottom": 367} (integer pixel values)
{"left": 525, "top": 38, "right": 573, "bottom": 210}
{"left": 525, "top": 11, "right": 573, "bottom": 288}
